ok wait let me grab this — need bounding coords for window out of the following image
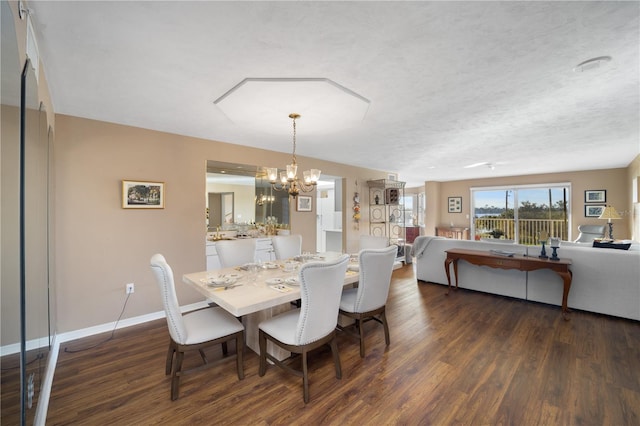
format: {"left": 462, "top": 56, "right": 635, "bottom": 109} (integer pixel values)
{"left": 400, "top": 193, "right": 424, "bottom": 226}
{"left": 471, "top": 184, "right": 570, "bottom": 244}
{"left": 400, "top": 195, "right": 413, "bottom": 226}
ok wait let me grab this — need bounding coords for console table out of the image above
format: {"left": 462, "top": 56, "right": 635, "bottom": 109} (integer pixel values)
{"left": 436, "top": 226, "right": 469, "bottom": 240}
{"left": 444, "top": 249, "right": 573, "bottom": 319}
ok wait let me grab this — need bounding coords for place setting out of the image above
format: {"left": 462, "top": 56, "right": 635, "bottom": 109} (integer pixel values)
{"left": 200, "top": 273, "right": 243, "bottom": 290}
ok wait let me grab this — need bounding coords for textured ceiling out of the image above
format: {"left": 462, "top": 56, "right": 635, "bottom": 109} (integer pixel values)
{"left": 27, "top": 1, "right": 639, "bottom": 187}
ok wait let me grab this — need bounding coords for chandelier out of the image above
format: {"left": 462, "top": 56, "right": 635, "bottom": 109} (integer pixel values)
{"left": 267, "top": 113, "right": 320, "bottom": 197}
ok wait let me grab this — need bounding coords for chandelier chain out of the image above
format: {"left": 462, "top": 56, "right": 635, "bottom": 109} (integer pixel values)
{"left": 291, "top": 114, "right": 297, "bottom": 165}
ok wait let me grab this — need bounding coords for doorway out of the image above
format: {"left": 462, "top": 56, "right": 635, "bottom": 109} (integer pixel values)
{"left": 208, "top": 192, "right": 234, "bottom": 228}
{"left": 316, "top": 176, "right": 343, "bottom": 253}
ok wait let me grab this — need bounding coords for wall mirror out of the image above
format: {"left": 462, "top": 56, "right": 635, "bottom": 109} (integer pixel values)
{"left": 1, "top": 3, "right": 52, "bottom": 423}
{"left": 206, "top": 160, "right": 289, "bottom": 230}
{"left": 1, "top": 2, "right": 24, "bottom": 423}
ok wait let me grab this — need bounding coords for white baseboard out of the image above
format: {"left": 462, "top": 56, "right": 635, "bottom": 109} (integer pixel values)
{"left": 1, "top": 336, "right": 50, "bottom": 357}
{"left": 54, "top": 300, "right": 208, "bottom": 344}
{"left": 28, "top": 300, "right": 208, "bottom": 425}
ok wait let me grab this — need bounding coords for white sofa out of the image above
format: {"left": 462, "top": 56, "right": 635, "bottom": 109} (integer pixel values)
{"left": 411, "top": 236, "right": 640, "bottom": 321}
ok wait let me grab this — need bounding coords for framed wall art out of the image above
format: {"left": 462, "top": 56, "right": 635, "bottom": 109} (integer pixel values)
{"left": 122, "top": 180, "right": 165, "bottom": 209}
{"left": 296, "top": 195, "right": 312, "bottom": 212}
{"left": 585, "top": 190, "right": 606, "bottom": 203}
{"left": 584, "top": 204, "right": 605, "bottom": 217}
{"left": 448, "top": 196, "right": 462, "bottom": 213}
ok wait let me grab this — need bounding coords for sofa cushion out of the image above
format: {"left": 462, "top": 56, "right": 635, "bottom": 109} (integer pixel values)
{"left": 593, "top": 241, "right": 631, "bottom": 250}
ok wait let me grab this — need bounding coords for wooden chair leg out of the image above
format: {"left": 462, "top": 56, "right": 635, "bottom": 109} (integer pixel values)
{"left": 165, "top": 340, "right": 176, "bottom": 375}
{"left": 358, "top": 318, "right": 366, "bottom": 358}
{"left": 171, "top": 350, "right": 185, "bottom": 400}
{"left": 236, "top": 332, "right": 245, "bottom": 380}
{"left": 258, "top": 330, "right": 267, "bottom": 376}
{"left": 330, "top": 335, "right": 342, "bottom": 379}
{"left": 381, "top": 310, "right": 390, "bottom": 346}
{"left": 302, "top": 350, "right": 309, "bottom": 403}
{"left": 199, "top": 348, "right": 208, "bottom": 364}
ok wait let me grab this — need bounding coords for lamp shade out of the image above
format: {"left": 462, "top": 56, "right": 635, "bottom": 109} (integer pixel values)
{"left": 598, "top": 206, "right": 621, "bottom": 220}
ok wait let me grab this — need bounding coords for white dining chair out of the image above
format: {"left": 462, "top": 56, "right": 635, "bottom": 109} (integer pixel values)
{"left": 271, "top": 234, "right": 302, "bottom": 260}
{"left": 258, "top": 254, "right": 350, "bottom": 403}
{"left": 359, "top": 235, "right": 389, "bottom": 250}
{"left": 215, "top": 238, "right": 257, "bottom": 268}
{"left": 338, "top": 245, "right": 397, "bottom": 358}
{"left": 150, "top": 254, "right": 245, "bottom": 400}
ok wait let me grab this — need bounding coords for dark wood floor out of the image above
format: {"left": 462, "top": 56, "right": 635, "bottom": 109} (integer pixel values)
{"left": 46, "top": 265, "right": 640, "bottom": 425}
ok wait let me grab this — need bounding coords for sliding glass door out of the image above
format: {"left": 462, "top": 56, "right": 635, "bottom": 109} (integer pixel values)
{"left": 471, "top": 184, "right": 570, "bottom": 244}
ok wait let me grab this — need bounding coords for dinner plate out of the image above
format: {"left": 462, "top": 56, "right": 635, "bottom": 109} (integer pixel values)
{"left": 221, "top": 273, "right": 241, "bottom": 279}
{"left": 202, "top": 276, "right": 238, "bottom": 286}
{"left": 265, "top": 278, "right": 284, "bottom": 285}
{"left": 285, "top": 277, "right": 299, "bottom": 286}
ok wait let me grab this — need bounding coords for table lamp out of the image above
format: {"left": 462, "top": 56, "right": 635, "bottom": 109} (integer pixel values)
{"left": 598, "top": 205, "right": 621, "bottom": 239}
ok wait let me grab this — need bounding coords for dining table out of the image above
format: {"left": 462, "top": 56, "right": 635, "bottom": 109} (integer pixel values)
{"left": 182, "top": 252, "right": 361, "bottom": 360}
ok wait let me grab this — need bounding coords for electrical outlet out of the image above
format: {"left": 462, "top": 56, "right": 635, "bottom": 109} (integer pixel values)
{"left": 126, "top": 283, "right": 135, "bottom": 294}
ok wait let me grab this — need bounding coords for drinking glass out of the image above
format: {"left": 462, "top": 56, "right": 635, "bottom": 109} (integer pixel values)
{"left": 248, "top": 263, "right": 260, "bottom": 285}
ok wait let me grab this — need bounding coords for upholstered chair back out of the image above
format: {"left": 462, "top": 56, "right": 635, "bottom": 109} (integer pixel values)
{"left": 574, "top": 225, "right": 606, "bottom": 243}
{"left": 354, "top": 245, "right": 397, "bottom": 312}
{"left": 150, "top": 254, "right": 187, "bottom": 345}
{"left": 295, "top": 254, "right": 349, "bottom": 345}
{"left": 215, "top": 238, "right": 257, "bottom": 268}
{"left": 271, "top": 234, "right": 302, "bottom": 260}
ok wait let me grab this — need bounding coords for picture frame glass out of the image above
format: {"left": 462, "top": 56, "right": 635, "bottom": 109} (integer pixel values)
{"left": 584, "top": 204, "right": 605, "bottom": 217}
{"left": 585, "top": 190, "right": 606, "bottom": 203}
{"left": 122, "top": 180, "right": 165, "bottom": 209}
{"left": 296, "top": 196, "right": 312, "bottom": 212}
{"left": 448, "top": 197, "right": 462, "bottom": 213}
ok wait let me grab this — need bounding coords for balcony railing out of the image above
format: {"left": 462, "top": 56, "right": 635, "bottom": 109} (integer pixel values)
{"left": 474, "top": 218, "right": 568, "bottom": 245}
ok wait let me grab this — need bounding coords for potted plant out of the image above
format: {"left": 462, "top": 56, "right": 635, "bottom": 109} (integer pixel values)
{"left": 489, "top": 229, "right": 504, "bottom": 239}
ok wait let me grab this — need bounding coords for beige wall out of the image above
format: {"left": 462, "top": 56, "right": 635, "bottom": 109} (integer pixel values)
{"left": 54, "top": 114, "right": 388, "bottom": 332}
{"left": 1, "top": 105, "right": 21, "bottom": 346}
{"left": 423, "top": 167, "right": 634, "bottom": 240}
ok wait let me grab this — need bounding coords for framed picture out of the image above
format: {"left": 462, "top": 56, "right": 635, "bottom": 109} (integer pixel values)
{"left": 296, "top": 195, "right": 312, "bottom": 212}
{"left": 448, "top": 196, "right": 462, "bottom": 213}
{"left": 584, "top": 204, "right": 605, "bottom": 217}
{"left": 122, "top": 180, "right": 165, "bottom": 209}
{"left": 585, "top": 190, "right": 606, "bottom": 203}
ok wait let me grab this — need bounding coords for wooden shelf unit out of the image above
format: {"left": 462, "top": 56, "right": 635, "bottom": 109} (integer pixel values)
{"left": 367, "top": 179, "right": 406, "bottom": 253}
